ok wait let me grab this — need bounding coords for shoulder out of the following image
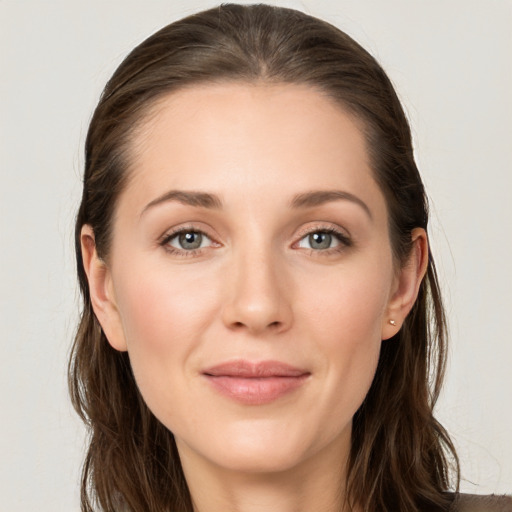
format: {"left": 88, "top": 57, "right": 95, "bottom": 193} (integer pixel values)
{"left": 449, "top": 493, "right": 512, "bottom": 512}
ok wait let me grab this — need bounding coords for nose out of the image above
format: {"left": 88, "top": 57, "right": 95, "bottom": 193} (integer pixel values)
{"left": 221, "top": 244, "right": 293, "bottom": 336}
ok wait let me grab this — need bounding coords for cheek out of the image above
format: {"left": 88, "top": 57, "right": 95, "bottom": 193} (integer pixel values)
{"left": 295, "top": 260, "right": 390, "bottom": 419}
{"left": 112, "top": 262, "right": 219, "bottom": 417}
{"left": 115, "top": 261, "right": 217, "bottom": 352}
{"left": 298, "top": 260, "right": 391, "bottom": 350}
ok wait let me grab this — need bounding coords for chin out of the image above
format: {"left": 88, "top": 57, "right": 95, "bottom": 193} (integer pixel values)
{"left": 179, "top": 416, "right": 346, "bottom": 476}
{"left": 210, "top": 444, "right": 307, "bottom": 475}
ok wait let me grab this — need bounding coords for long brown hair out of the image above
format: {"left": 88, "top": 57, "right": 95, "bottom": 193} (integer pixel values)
{"left": 69, "top": 4, "right": 459, "bottom": 511}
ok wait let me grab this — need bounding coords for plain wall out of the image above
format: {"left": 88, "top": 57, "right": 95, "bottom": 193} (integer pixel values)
{"left": 1, "top": 0, "right": 511, "bottom": 509}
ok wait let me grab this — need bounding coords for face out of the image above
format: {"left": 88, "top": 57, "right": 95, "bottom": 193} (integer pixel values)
{"left": 84, "top": 83, "right": 422, "bottom": 477}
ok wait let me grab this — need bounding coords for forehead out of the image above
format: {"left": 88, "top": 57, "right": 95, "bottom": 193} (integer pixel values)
{"left": 120, "top": 82, "right": 386, "bottom": 220}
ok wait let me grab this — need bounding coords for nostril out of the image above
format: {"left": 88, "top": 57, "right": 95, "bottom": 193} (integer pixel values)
{"left": 230, "top": 320, "right": 281, "bottom": 331}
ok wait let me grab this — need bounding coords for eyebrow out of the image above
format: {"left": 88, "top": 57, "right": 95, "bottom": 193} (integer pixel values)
{"left": 141, "top": 190, "right": 223, "bottom": 216}
{"left": 290, "top": 190, "right": 372, "bottom": 219}
{"left": 141, "top": 189, "right": 372, "bottom": 219}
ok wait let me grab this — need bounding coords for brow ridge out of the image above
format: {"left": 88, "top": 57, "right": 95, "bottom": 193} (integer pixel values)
{"left": 141, "top": 190, "right": 223, "bottom": 216}
{"left": 290, "top": 190, "right": 372, "bottom": 219}
{"left": 141, "top": 188, "right": 371, "bottom": 219}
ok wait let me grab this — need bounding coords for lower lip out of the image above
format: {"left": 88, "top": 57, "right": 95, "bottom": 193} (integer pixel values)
{"left": 204, "top": 375, "right": 309, "bottom": 405}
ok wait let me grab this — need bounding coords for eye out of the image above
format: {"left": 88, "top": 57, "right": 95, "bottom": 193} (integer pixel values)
{"left": 298, "top": 231, "right": 339, "bottom": 250}
{"left": 296, "top": 227, "right": 351, "bottom": 252}
{"left": 160, "top": 227, "right": 215, "bottom": 255}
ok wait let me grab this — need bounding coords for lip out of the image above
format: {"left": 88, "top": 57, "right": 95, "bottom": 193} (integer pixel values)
{"left": 202, "top": 360, "right": 311, "bottom": 405}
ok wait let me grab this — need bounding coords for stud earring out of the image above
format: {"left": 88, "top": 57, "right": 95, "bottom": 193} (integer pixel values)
{"left": 389, "top": 319, "right": 397, "bottom": 326}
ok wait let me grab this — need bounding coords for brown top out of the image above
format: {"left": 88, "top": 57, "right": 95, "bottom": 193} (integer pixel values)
{"left": 451, "top": 493, "right": 512, "bottom": 512}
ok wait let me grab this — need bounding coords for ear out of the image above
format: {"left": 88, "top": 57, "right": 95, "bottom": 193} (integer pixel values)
{"left": 80, "top": 225, "right": 128, "bottom": 352}
{"left": 381, "top": 228, "right": 429, "bottom": 340}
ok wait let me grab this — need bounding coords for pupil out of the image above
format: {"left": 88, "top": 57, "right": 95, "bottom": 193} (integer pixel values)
{"left": 310, "top": 232, "right": 331, "bottom": 250}
{"left": 179, "top": 232, "right": 202, "bottom": 250}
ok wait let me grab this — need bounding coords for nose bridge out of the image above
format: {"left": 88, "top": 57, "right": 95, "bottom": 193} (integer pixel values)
{"left": 221, "top": 231, "right": 292, "bottom": 334}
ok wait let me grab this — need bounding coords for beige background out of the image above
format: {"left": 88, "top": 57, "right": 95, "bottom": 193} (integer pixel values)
{"left": 1, "top": 0, "right": 511, "bottom": 509}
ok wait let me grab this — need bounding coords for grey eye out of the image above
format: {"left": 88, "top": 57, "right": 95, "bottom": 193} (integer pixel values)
{"left": 298, "top": 231, "right": 341, "bottom": 250}
{"left": 178, "top": 232, "right": 203, "bottom": 250}
{"left": 308, "top": 232, "right": 332, "bottom": 250}
{"left": 165, "top": 231, "right": 212, "bottom": 251}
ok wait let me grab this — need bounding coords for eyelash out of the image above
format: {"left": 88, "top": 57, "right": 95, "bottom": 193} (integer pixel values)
{"left": 159, "top": 224, "right": 352, "bottom": 258}
{"left": 295, "top": 226, "right": 352, "bottom": 256}
{"left": 159, "top": 225, "right": 213, "bottom": 258}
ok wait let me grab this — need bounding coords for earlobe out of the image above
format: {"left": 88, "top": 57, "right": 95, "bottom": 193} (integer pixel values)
{"left": 80, "top": 225, "right": 128, "bottom": 352}
{"left": 381, "top": 228, "right": 429, "bottom": 340}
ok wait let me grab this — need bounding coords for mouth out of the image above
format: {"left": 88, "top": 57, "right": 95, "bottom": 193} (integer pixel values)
{"left": 202, "top": 360, "right": 311, "bottom": 405}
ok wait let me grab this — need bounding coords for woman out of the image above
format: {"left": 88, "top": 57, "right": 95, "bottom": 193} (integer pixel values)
{"left": 69, "top": 4, "right": 511, "bottom": 512}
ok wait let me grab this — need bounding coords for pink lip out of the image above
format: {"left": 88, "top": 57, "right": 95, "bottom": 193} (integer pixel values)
{"left": 202, "top": 360, "right": 310, "bottom": 405}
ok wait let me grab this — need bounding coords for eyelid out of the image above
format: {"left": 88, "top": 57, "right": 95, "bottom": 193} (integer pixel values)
{"left": 159, "top": 224, "right": 220, "bottom": 257}
{"left": 294, "top": 223, "right": 351, "bottom": 243}
{"left": 292, "top": 223, "right": 353, "bottom": 254}
{"left": 158, "top": 222, "right": 352, "bottom": 257}
{"left": 167, "top": 230, "right": 213, "bottom": 250}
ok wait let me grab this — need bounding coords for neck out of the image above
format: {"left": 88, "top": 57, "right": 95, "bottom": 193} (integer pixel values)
{"left": 178, "top": 435, "right": 356, "bottom": 512}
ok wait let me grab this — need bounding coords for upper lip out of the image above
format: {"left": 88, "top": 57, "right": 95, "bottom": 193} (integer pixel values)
{"left": 202, "top": 360, "right": 310, "bottom": 378}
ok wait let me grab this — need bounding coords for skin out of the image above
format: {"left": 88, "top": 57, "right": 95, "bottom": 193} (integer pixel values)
{"left": 81, "top": 83, "right": 428, "bottom": 512}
